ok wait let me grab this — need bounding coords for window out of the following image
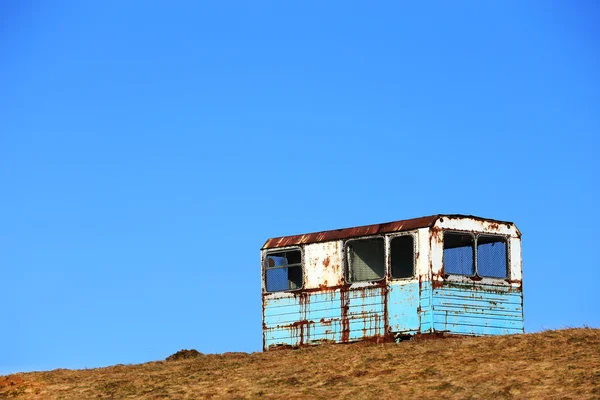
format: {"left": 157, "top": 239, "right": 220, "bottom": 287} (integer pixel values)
{"left": 443, "top": 232, "right": 508, "bottom": 279}
{"left": 391, "top": 235, "right": 414, "bottom": 279}
{"left": 443, "top": 232, "right": 475, "bottom": 276}
{"left": 477, "top": 235, "right": 508, "bottom": 278}
{"left": 264, "top": 249, "right": 302, "bottom": 292}
{"left": 347, "top": 238, "right": 385, "bottom": 282}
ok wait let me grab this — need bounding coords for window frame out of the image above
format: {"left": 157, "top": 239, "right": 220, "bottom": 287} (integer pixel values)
{"left": 388, "top": 232, "right": 417, "bottom": 280}
{"left": 442, "top": 230, "right": 510, "bottom": 280}
{"left": 263, "top": 246, "right": 304, "bottom": 293}
{"left": 476, "top": 234, "right": 510, "bottom": 279}
{"left": 344, "top": 236, "right": 387, "bottom": 284}
{"left": 442, "top": 231, "right": 476, "bottom": 278}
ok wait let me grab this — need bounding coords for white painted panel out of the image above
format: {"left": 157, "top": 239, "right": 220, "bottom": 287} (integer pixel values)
{"left": 435, "top": 217, "right": 518, "bottom": 237}
{"left": 510, "top": 237, "right": 522, "bottom": 281}
{"left": 303, "top": 241, "right": 343, "bottom": 289}
{"left": 416, "top": 228, "right": 431, "bottom": 278}
{"left": 429, "top": 226, "right": 444, "bottom": 278}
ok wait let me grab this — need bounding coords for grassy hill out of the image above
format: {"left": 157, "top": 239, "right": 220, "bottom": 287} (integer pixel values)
{"left": 1, "top": 328, "right": 599, "bottom": 399}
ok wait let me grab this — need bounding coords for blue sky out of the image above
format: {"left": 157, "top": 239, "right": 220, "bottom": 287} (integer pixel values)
{"left": 1, "top": 1, "right": 598, "bottom": 374}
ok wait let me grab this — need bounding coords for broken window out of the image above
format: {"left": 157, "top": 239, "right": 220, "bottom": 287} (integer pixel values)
{"left": 391, "top": 235, "right": 415, "bottom": 279}
{"left": 264, "top": 249, "right": 302, "bottom": 292}
{"left": 477, "top": 235, "right": 508, "bottom": 278}
{"left": 347, "top": 238, "right": 385, "bottom": 282}
{"left": 443, "top": 232, "right": 475, "bottom": 276}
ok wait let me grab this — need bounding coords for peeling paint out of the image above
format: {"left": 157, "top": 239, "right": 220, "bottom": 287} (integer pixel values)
{"left": 262, "top": 215, "right": 524, "bottom": 350}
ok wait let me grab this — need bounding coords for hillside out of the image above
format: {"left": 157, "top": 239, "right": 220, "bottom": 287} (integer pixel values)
{"left": 1, "top": 328, "right": 599, "bottom": 399}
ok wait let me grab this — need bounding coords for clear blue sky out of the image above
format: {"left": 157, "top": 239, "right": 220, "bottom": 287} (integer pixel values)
{"left": 1, "top": 1, "right": 598, "bottom": 374}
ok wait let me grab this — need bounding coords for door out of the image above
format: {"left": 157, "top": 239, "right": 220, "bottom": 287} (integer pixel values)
{"left": 387, "top": 234, "right": 420, "bottom": 334}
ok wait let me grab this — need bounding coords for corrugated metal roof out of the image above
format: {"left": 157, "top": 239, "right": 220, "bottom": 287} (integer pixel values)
{"left": 262, "top": 214, "right": 516, "bottom": 249}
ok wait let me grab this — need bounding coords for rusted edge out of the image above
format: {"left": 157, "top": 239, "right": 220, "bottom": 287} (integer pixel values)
{"left": 262, "top": 215, "right": 440, "bottom": 249}
{"left": 262, "top": 214, "right": 519, "bottom": 250}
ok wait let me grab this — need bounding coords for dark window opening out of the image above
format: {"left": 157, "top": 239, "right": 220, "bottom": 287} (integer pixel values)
{"left": 391, "top": 235, "right": 414, "bottom": 278}
{"left": 443, "top": 232, "right": 475, "bottom": 276}
{"left": 477, "top": 236, "right": 508, "bottom": 278}
{"left": 265, "top": 250, "right": 302, "bottom": 292}
{"left": 347, "top": 238, "right": 385, "bottom": 282}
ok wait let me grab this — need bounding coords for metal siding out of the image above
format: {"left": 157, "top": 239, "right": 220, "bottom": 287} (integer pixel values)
{"left": 346, "top": 286, "right": 386, "bottom": 340}
{"left": 306, "top": 290, "right": 343, "bottom": 343}
{"left": 263, "top": 295, "right": 305, "bottom": 348}
{"left": 263, "top": 285, "right": 388, "bottom": 348}
{"left": 432, "top": 282, "right": 524, "bottom": 335}
{"left": 419, "top": 280, "right": 433, "bottom": 333}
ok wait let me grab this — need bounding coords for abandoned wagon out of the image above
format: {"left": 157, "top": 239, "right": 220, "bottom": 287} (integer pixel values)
{"left": 261, "top": 214, "right": 524, "bottom": 350}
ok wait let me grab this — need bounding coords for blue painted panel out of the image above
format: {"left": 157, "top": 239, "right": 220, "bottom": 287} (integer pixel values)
{"left": 263, "top": 297, "right": 303, "bottom": 326}
{"left": 346, "top": 286, "right": 385, "bottom": 341}
{"left": 388, "top": 281, "right": 420, "bottom": 333}
{"left": 308, "top": 320, "right": 342, "bottom": 343}
{"left": 433, "top": 303, "right": 522, "bottom": 318}
{"left": 419, "top": 281, "right": 433, "bottom": 333}
{"left": 264, "top": 290, "right": 344, "bottom": 348}
{"left": 432, "top": 281, "right": 524, "bottom": 335}
{"left": 433, "top": 313, "right": 524, "bottom": 329}
{"left": 434, "top": 287, "right": 522, "bottom": 303}
{"left": 265, "top": 327, "right": 298, "bottom": 341}
{"left": 263, "top": 295, "right": 304, "bottom": 348}
{"left": 348, "top": 315, "right": 384, "bottom": 340}
{"left": 347, "top": 301, "right": 384, "bottom": 316}
{"left": 432, "top": 322, "right": 520, "bottom": 336}
{"left": 264, "top": 295, "right": 300, "bottom": 308}
{"left": 306, "top": 290, "right": 343, "bottom": 343}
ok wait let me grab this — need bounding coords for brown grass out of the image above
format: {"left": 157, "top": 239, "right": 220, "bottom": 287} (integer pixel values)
{"left": 1, "top": 328, "right": 599, "bottom": 399}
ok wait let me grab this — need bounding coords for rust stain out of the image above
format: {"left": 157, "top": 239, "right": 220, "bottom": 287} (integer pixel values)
{"left": 262, "top": 214, "right": 520, "bottom": 249}
{"left": 263, "top": 215, "right": 441, "bottom": 249}
{"left": 340, "top": 289, "right": 350, "bottom": 343}
{"left": 291, "top": 320, "right": 309, "bottom": 345}
{"left": 488, "top": 222, "right": 500, "bottom": 231}
{"left": 263, "top": 214, "right": 518, "bottom": 250}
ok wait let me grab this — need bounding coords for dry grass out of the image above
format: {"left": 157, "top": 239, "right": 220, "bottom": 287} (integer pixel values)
{"left": 1, "top": 328, "right": 599, "bottom": 399}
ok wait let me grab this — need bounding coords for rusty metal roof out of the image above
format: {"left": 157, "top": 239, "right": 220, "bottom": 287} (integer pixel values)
{"left": 262, "top": 214, "right": 516, "bottom": 249}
